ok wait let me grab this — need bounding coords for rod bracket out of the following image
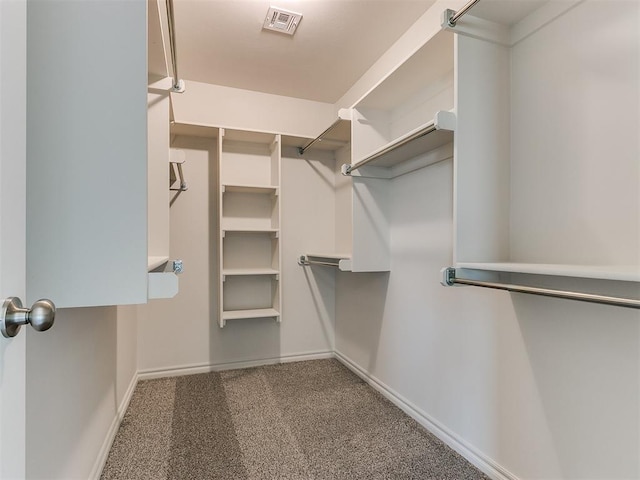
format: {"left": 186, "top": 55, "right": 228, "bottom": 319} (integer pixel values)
{"left": 171, "top": 79, "right": 185, "bottom": 94}
{"left": 442, "top": 9, "right": 456, "bottom": 28}
{"left": 298, "top": 255, "right": 310, "bottom": 266}
{"left": 441, "top": 267, "right": 456, "bottom": 286}
{"left": 341, "top": 164, "right": 352, "bottom": 176}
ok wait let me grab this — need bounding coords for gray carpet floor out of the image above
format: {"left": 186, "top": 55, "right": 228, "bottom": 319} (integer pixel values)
{"left": 101, "top": 359, "right": 488, "bottom": 479}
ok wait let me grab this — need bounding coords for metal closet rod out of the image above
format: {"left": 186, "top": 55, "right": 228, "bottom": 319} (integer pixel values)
{"left": 298, "top": 255, "right": 341, "bottom": 268}
{"left": 442, "top": 268, "right": 640, "bottom": 309}
{"left": 298, "top": 117, "right": 343, "bottom": 155}
{"left": 165, "top": 0, "right": 184, "bottom": 93}
{"left": 344, "top": 123, "right": 437, "bottom": 175}
{"left": 170, "top": 161, "right": 188, "bottom": 191}
{"left": 447, "top": 0, "right": 482, "bottom": 27}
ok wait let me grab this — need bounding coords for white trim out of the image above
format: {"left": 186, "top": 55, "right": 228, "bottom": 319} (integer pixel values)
{"left": 89, "top": 372, "right": 139, "bottom": 480}
{"left": 137, "top": 350, "right": 334, "bottom": 381}
{"left": 334, "top": 350, "right": 519, "bottom": 480}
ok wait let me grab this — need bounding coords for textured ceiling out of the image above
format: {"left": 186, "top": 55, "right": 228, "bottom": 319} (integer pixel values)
{"left": 172, "top": 0, "right": 437, "bottom": 103}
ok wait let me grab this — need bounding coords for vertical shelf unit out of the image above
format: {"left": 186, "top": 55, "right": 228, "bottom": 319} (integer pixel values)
{"left": 217, "top": 129, "right": 282, "bottom": 327}
{"left": 146, "top": 81, "right": 179, "bottom": 299}
{"left": 449, "top": 0, "right": 640, "bottom": 283}
{"left": 319, "top": 29, "right": 455, "bottom": 273}
{"left": 350, "top": 29, "right": 455, "bottom": 178}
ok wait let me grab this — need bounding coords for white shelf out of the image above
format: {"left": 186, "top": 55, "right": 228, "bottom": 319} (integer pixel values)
{"left": 218, "top": 130, "right": 282, "bottom": 328}
{"left": 303, "top": 254, "right": 352, "bottom": 272}
{"left": 222, "top": 268, "right": 279, "bottom": 276}
{"left": 222, "top": 228, "right": 279, "bottom": 234}
{"left": 452, "top": 1, "right": 639, "bottom": 286}
{"left": 306, "top": 253, "right": 351, "bottom": 259}
{"left": 222, "top": 184, "right": 278, "bottom": 195}
{"left": 351, "top": 111, "right": 456, "bottom": 172}
{"left": 147, "top": 256, "right": 169, "bottom": 271}
{"left": 222, "top": 308, "right": 280, "bottom": 321}
{"left": 456, "top": 263, "right": 640, "bottom": 283}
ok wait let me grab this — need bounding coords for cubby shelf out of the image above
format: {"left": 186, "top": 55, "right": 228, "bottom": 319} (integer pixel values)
{"left": 222, "top": 308, "right": 280, "bottom": 321}
{"left": 222, "top": 228, "right": 279, "bottom": 235}
{"left": 222, "top": 268, "right": 279, "bottom": 276}
{"left": 222, "top": 184, "right": 278, "bottom": 195}
{"left": 218, "top": 128, "right": 282, "bottom": 327}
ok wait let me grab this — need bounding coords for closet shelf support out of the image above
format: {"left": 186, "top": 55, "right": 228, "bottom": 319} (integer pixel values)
{"left": 444, "top": 0, "right": 481, "bottom": 27}
{"left": 441, "top": 267, "right": 640, "bottom": 309}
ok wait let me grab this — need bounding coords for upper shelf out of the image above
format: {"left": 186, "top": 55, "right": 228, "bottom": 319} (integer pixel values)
{"left": 346, "top": 110, "right": 455, "bottom": 177}
{"left": 349, "top": 28, "right": 454, "bottom": 178}
{"left": 456, "top": 262, "right": 640, "bottom": 283}
{"left": 299, "top": 254, "right": 352, "bottom": 272}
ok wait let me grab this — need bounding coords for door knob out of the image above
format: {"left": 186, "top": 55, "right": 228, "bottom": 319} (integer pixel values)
{"left": 1, "top": 297, "right": 56, "bottom": 338}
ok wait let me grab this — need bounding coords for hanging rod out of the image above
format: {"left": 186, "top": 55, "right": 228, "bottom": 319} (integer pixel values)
{"left": 445, "top": 0, "right": 481, "bottom": 27}
{"left": 298, "top": 256, "right": 340, "bottom": 268}
{"left": 165, "top": 0, "right": 185, "bottom": 93}
{"left": 441, "top": 268, "right": 640, "bottom": 309}
{"left": 298, "top": 254, "right": 352, "bottom": 271}
{"left": 170, "top": 161, "right": 188, "bottom": 191}
{"left": 298, "top": 109, "right": 350, "bottom": 155}
{"left": 343, "top": 123, "right": 437, "bottom": 175}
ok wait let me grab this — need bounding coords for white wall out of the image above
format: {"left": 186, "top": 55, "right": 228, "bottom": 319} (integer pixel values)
{"left": 26, "top": 306, "right": 138, "bottom": 479}
{"left": 171, "top": 80, "right": 338, "bottom": 139}
{"left": 335, "top": 160, "right": 640, "bottom": 479}
{"left": 137, "top": 138, "right": 336, "bottom": 374}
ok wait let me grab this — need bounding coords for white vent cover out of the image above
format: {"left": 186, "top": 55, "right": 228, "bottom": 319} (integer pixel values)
{"left": 263, "top": 6, "right": 302, "bottom": 35}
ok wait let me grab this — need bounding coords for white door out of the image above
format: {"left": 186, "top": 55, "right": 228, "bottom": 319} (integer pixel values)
{"left": 0, "top": 0, "right": 27, "bottom": 478}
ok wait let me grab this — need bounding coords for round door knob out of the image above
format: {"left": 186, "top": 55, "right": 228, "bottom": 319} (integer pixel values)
{"left": 28, "top": 299, "right": 56, "bottom": 332}
{"left": 1, "top": 297, "right": 56, "bottom": 338}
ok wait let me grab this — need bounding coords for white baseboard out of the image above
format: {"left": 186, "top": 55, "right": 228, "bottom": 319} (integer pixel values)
{"left": 89, "top": 371, "right": 139, "bottom": 480}
{"left": 137, "top": 350, "right": 334, "bottom": 381}
{"left": 334, "top": 350, "right": 519, "bottom": 480}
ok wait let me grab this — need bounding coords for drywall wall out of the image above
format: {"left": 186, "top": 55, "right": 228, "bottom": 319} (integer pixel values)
{"left": 335, "top": 0, "right": 466, "bottom": 109}
{"left": 171, "top": 80, "right": 338, "bottom": 139}
{"left": 137, "top": 137, "right": 336, "bottom": 374}
{"left": 335, "top": 160, "right": 640, "bottom": 479}
{"left": 25, "top": 306, "right": 138, "bottom": 479}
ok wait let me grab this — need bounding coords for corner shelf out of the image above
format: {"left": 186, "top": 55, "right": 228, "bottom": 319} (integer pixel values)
{"left": 348, "top": 110, "right": 455, "bottom": 178}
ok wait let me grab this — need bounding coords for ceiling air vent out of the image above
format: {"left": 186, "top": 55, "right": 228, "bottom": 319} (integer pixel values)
{"left": 263, "top": 6, "right": 302, "bottom": 35}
